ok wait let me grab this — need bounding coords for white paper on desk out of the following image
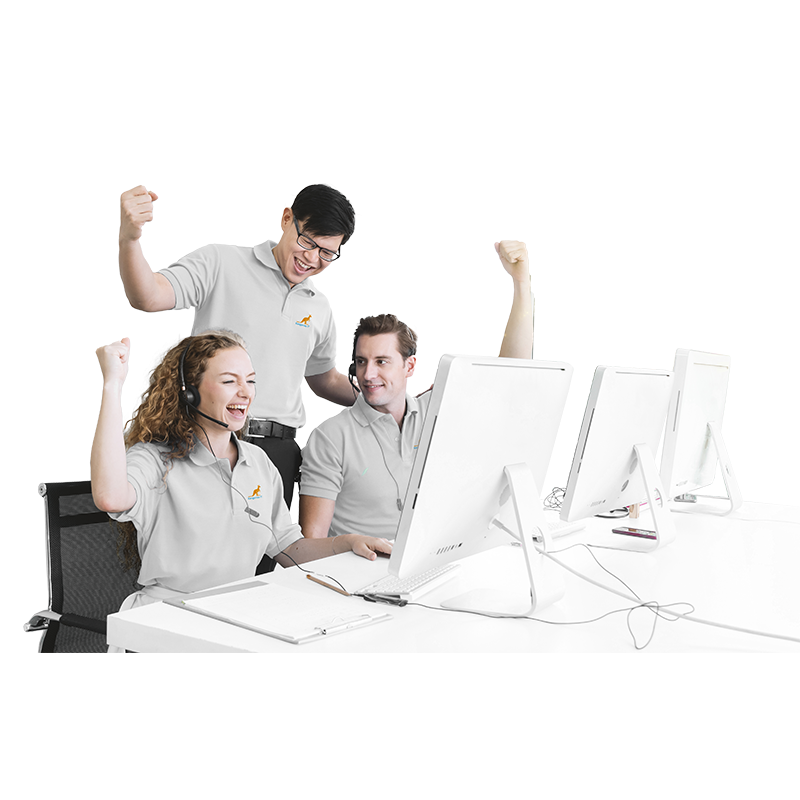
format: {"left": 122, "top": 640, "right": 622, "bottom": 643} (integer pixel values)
{"left": 173, "top": 581, "right": 390, "bottom": 644}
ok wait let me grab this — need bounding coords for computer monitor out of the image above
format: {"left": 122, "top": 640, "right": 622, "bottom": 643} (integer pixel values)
{"left": 559, "top": 365, "right": 676, "bottom": 551}
{"left": 660, "top": 348, "right": 742, "bottom": 515}
{"left": 388, "top": 354, "right": 573, "bottom": 615}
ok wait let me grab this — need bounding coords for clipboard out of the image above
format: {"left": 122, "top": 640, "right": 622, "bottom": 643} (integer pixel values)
{"left": 164, "top": 579, "right": 391, "bottom": 644}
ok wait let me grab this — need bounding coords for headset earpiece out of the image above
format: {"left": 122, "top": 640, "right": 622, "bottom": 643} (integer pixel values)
{"left": 179, "top": 344, "right": 201, "bottom": 410}
{"left": 348, "top": 361, "right": 359, "bottom": 399}
{"left": 183, "top": 382, "right": 200, "bottom": 407}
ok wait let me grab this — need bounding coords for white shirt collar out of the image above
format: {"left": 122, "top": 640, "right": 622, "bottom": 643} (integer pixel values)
{"left": 188, "top": 433, "right": 252, "bottom": 467}
{"left": 352, "top": 392, "right": 420, "bottom": 429}
{"left": 253, "top": 240, "right": 317, "bottom": 296}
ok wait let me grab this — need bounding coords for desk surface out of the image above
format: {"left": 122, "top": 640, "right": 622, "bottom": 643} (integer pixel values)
{"left": 107, "top": 502, "right": 800, "bottom": 653}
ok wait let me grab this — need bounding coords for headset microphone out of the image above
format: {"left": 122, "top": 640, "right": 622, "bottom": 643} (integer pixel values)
{"left": 188, "top": 404, "right": 230, "bottom": 429}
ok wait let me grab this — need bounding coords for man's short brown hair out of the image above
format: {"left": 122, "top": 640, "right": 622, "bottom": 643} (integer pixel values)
{"left": 351, "top": 314, "right": 418, "bottom": 363}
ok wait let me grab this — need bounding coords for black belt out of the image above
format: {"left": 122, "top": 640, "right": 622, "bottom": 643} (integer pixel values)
{"left": 246, "top": 418, "right": 297, "bottom": 440}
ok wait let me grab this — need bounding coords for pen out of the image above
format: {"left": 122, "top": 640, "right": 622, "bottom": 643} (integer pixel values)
{"left": 306, "top": 573, "right": 351, "bottom": 596}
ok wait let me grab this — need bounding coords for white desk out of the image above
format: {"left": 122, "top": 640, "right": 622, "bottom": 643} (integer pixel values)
{"left": 107, "top": 502, "right": 800, "bottom": 653}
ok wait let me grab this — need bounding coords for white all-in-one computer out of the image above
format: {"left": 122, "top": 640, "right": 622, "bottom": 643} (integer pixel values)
{"left": 387, "top": 354, "right": 573, "bottom": 614}
{"left": 559, "top": 365, "right": 676, "bottom": 551}
{"left": 660, "top": 348, "right": 742, "bottom": 515}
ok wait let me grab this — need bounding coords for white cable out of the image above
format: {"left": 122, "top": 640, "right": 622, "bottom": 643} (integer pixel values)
{"left": 539, "top": 547, "right": 800, "bottom": 645}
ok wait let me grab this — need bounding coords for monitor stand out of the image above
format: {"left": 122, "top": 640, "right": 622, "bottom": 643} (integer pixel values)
{"left": 672, "top": 421, "right": 743, "bottom": 516}
{"left": 440, "top": 462, "right": 565, "bottom": 616}
{"left": 607, "top": 443, "right": 677, "bottom": 553}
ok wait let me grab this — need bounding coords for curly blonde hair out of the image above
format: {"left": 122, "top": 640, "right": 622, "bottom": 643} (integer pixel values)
{"left": 117, "top": 330, "right": 249, "bottom": 571}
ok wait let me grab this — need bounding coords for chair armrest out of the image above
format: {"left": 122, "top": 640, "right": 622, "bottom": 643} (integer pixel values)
{"left": 24, "top": 610, "right": 60, "bottom": 632}
{"left": 24, "top": 610, "right": 106, "bottom": 636}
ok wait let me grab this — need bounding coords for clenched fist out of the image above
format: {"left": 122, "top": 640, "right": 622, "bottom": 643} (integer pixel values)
{"left": 120, "top": 185, "right": 158, "bottom": 242}
{"left": 96, "top": 338, "right": 131, "bottom": 387}
{"left": 495, "top": 240, "right": 530, "bottom": 283}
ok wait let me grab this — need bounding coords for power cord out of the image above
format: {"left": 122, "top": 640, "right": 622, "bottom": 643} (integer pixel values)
{"left": 396, "top": 542, "right": 692, "bottom": 650}
{"left": 542, "top": 485, "right": 629, "bottom": 519}
{"left": 360, "top": 535, "right": 800, "bottom": 649}
{"left": 541, "top": 543, "right": 800, "bottom": 647}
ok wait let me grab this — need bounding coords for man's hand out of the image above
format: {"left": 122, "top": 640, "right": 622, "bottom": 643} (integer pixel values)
{"left": 96, "top": 338, "right": 131, "bottom": 387}
{"left": 120, "top": 185, "right": 158, "bottom": 242}
{"left": 341, "top": 535, "right": 393, "bottom": 561}
{"left": 306, "top": 367, "right": 359, "bottom": 407}
{"left": 495, "top": 240, "right": 530, "bottom": 284}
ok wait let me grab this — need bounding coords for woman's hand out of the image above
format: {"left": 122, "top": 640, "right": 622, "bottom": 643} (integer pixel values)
{"left": 91, "top": 337, "right": 136, "bottom": 513}
{"left": 96, "top": 337, "right": 131, "bottom": 387}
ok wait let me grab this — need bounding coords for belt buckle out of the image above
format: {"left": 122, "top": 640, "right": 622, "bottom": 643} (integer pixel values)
{"left": 247, "top": 418, "right": 268, "bottom": 438}
{"left": 247, "top": 418, "right": 295, "bottom": 439}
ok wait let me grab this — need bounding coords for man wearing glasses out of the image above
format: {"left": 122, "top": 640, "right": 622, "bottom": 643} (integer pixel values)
{"left": 117, "top": 184, "right": 356, "bottom": 556}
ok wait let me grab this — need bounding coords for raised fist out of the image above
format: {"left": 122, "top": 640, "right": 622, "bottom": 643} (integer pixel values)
{"left": 96, "top": 338, "right": 131, "bottom": 386}
{"left": 120, "top": 185, "right": 158, "bottom": 242}
{"left": 495, "top": 240, "right": 529, "bottom": 282}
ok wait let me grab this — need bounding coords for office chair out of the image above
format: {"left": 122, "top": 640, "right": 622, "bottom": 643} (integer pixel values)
{"left": 24, "top": 481, "right": 141, "bottom": 652}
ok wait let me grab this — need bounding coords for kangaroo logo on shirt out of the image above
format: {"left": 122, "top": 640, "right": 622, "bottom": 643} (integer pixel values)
{"left": 296, "top": 314, "right": 312, "bottom": 327}
{"left": 248, "top": 485, "right": 262, "bottom": 500}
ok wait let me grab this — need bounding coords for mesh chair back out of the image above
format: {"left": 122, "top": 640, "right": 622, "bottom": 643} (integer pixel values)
{"left": 39, "top": 481, "right": 141, "bottom": 652}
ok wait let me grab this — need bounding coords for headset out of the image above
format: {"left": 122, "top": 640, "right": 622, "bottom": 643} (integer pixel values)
{"left": 179, "top": 341, "right": 229, "bottom": 429}
{"left": 348, "top": 360, "right": 358, "bottom": 391}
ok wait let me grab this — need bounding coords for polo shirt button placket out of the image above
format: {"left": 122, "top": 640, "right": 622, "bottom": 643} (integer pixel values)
{"left": 223, "top": 463, "right": 237, "bottom": 517}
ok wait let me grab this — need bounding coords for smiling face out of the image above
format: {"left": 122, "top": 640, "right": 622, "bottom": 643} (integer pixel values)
{"left": 272, "top": 208, "right": 344, "bottom": 286}
{"left": 354, "top": 332, "right": 416, "bottom": 421}
{"left": 195, "top": 346, "right": 256, "bottom": 431}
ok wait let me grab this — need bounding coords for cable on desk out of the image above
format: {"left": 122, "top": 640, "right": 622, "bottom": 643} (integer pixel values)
{"left": 395, "top": 540, "right": 800, "bottom": 650}
{"left": 403, "top": 597, "right": 690, "bottom": 650}
{"left": 399, "top": 539, "right": 691, "bottom": 649}
{"left": 541, "top": 544, "right": 800, "bottom": 647}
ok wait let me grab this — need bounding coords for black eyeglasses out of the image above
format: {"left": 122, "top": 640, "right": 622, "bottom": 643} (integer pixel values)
{"left": 293, "top": 218, "right": 341, "bottom": 262}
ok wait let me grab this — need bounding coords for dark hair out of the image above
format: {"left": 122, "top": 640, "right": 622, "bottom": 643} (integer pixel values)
{"left": 292, "top": 184, "right": 355, "bottom": 245}
{"left": 351, "top": 314, "right": 418, "bottom": 362}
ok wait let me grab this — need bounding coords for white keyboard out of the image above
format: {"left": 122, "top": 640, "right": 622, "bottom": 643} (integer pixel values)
{"left": 356, "top": 563, "right": 460, "bottom": 602}
{"left": 534, "top": 520, "right": 586, "bottom": 541}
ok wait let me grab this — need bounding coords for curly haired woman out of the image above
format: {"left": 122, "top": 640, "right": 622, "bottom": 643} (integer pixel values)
{"left": 91, "top": 331, "right": 391, "bottom": 611}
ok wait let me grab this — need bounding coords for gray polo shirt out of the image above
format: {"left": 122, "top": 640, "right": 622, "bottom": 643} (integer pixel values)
{"left": 159, "top": 241, "right": 337, "bottom": 427}
{"left": 111, "top": 435, "right": 302, "bottom": 595}
{"left": 300, "top": 392, "right": 432, "bottom": 539}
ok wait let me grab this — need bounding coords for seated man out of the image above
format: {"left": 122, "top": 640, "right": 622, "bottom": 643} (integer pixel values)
{"left": 299, "top": 241, "right": 533, "bottom": 540}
